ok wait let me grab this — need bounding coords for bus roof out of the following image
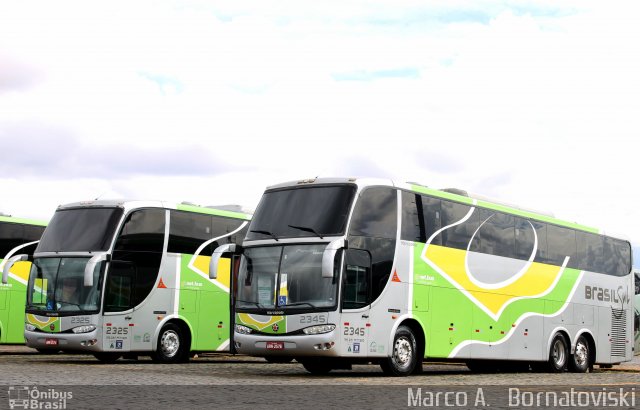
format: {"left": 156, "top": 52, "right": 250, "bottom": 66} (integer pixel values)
{"left": 0, "top": 215, "right": 47, "bottom": 227}
{"left": 56, "top": 200, "right": 251, "bottom": 221}
{"left": 263, "top": 177, "right": 614, "bottom": 238}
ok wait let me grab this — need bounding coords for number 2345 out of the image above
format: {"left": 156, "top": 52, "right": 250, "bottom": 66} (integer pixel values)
{"left": 343, "top": 326, "right": 365, "bottom": 336}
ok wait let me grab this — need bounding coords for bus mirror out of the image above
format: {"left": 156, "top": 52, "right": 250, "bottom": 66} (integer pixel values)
{"left": 2, "top": 254, "right": 29, "bottom": 284}
{"left": 210, "top": 244, "right": 237, "bottom": 280}
{"left": 84, "top": 253, "right": 110, "bottom": 287}
{"left": 322, "top": 239, "right": 346, "bottom": 278}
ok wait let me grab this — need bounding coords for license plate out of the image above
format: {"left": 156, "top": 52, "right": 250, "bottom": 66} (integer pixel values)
{"left": 45, "top": 338, "right": 58, "bottom": 346}
{"left": 266, "top": 341, "right": 284, "bottom": 350}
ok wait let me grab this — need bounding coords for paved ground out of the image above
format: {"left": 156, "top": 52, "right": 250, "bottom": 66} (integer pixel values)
{"left": 0, "top": 345, "right": 638, "bottom": 409}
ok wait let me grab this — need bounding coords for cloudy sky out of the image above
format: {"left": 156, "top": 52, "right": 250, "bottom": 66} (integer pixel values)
{"left": 1, "top": 1, "right": 639, "bottom": 257}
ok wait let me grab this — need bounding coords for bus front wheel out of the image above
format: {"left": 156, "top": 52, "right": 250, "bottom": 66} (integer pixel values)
{"left": 152, "top": 323, "right": 188, "bottom": 363}
{"left": 569, "top": 335, "right": 591, "bottom": 373}
{"left": 301, "top": 360, "right": 333, "bottom": 375}
{"left": 380, "top": 326, "right": 418, "bottom": 376}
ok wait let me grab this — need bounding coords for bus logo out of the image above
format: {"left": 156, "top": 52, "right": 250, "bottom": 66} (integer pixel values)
{"left": 49, "top": 324, "right": 55, "bottom": 331}
{"left": 272, "top": 323, "right": 279, "bottom": 332}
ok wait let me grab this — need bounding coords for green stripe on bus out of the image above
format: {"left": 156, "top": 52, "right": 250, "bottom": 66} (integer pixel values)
{"left": 410, "top": 184, "right": 599, "bottom": 234}
{"left": 0, "top": 216, "right": 47, "bottom": 226}
{"left": 176, "top": 204, "right": 251, "bottom": 220}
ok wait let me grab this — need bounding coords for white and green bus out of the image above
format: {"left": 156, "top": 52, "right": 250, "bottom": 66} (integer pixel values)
{"left": 215, "top": 178, "right": 634, "bottom": 375}
{"left": 0, "top": 215, "right": 47, "bottom": 344}
{"left": 2, "top": 200, "right": 249, "bottom": 362}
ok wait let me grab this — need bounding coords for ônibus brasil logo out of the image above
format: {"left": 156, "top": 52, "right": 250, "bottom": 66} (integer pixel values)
{"left": 8, "top": 386, "right": 72, "bottom": 409}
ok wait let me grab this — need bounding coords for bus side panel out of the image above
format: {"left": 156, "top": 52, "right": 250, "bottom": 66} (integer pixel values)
{"left": 1, "top": 261, "right": 30, "bottom": 344}
{"left": 179, "top": 254, "right": 231, "bottom": 352}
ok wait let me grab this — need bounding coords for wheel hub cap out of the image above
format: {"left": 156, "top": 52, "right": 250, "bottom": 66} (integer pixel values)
{"left": 393, "top": 337, "right": 412, "bottom": 369}
{"left": 161, "top": 330, "right": 180, "bottom": 358}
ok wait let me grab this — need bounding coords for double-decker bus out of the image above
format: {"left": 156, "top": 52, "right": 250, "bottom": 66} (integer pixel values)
{"left": 2, "top": 200, "right": 250, "bottom": 362}
{"left": 0, "top": 215, "right": 46, "bottom": 344}
{"left": 215, "top": 178, "right": 634, "bottom": 375}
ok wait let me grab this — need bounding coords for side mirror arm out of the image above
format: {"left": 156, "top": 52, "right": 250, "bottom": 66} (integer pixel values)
{"left": 84, "top": 253, "right": 111, "bottom": 287}
{"left": 210, "top": 244, "right": 242, "bottom": 279}
{"left": 322, "top": 238, "right": 347, "bottom": 278}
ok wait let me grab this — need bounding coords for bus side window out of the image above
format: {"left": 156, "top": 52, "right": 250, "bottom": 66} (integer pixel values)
{"left": 104, "top": 262, "right": 135, "bottom": 312}
{"left": 343, "top": 249, "right": 371, "bottom": 310}
{"left": 113, "top": 209, "right": 165, "bottom": 308}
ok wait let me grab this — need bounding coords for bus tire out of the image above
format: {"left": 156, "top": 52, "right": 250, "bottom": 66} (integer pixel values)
{"left": 546, "top": 333, "right": 569, "bottom": 372}
{"left": 380, "top": 325, "right": 418, "bottom": 376}
{"left": 152, "top": 323, "right": 188, "bottom": 363}
{"left": 569, "top": 335, "right": 591, "bottom": 373}
{"left": 93, "top": 352, "right": 121, "bottom": 363}
{"left": 301, "top": 360, "right": 333, "bottom": 375}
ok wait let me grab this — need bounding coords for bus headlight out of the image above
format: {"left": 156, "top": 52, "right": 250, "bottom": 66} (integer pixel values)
{"left": 71, "top": 325, "right": 96, "bottom": 334}
{"left": 303, "top": 324, "right": 335, "bottom": 335}
{"left": 25, "top": 324, "right": 36, "bottom": 332}
{"left": 235, "top": 324, "right": 253, "bottom": 335}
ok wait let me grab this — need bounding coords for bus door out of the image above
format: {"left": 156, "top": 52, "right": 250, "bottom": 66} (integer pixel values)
{"left": 340, "top": 248, "right": 371, "bottom": 357}
{"left": 102, "top": 261, "right": 136, "bottom": 352}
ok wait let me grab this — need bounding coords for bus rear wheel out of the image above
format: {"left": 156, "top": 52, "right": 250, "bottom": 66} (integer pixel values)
{"left": 569, "top": 335, "right": 591, "bottom": 373}
{"left": 93, "top": 352, "right": 121, "bottom": 363}
{"left": 380, "top": 326, "right": 418, "bottom": 376}
{"left": 546, "top": 333, "right": 569, "bottom": 372}
{"left": 152, "top": 323, "right": 188, "bottom": 363}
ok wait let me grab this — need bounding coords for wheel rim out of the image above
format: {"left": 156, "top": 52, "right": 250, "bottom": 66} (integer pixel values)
{"left": 160, "top": 330, "right": 180, "bottom": 358}
{"left": 392, "top": 336, "right": 413, "bottom": 370}
{"left": 574, "top": 340, "right": 588, "bottom": 367}
{"left": 551, "top": 338, "right": 566, "bottom": 367}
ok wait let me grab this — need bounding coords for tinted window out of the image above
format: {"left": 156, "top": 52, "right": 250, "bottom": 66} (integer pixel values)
{"left": 603, "top": 238, "right": 631, "bottom": 277}
{"left": 421, "top": 196, "right": 442, "bottom": 245}
{"left": 342, "top": 249, "right": 371, "bottom": 309}
{"left": 439, "top": 201, "right": 477, "bottom": 250}
{"left": 38, "top": 208, "right": 123, "bottom": 252}
{"left": 1, "top": 222, "right": 45, "bottom": 257}
{"left": 211, "top": 215, "right": 246, "bottom": 248}
{"left": 247, "top": 185, "right": 356, "bottom": 240}
{"left": 168, "top": 211, "right": 212, "bottom": 255}
{"left": 531, "top": 220, "right": 549, "bottom": 263}
{"left": 470, "top": 210, "right": 516, "bottom": 259}
{"left": 113, "top": 209, "right": 165, "bottom": 307}
{"left": 401, "top": 192, "right": 421, "bottom": 242}
{"left": 115, "top": 209, "right": 165, "bottom": 252}
{"left": 577, "top": 232, "right": 603, "bottom": 273}
{"left": 546, "top": 225, "right": 576, "bottom": 266}
{"left": 350, "top": 187, "right": 397, "bottom": 239}
{"left": 515, "top": 218, "right": 536, "bottom": 260}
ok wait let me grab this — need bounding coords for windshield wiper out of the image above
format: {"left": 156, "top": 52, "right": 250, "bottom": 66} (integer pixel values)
{"left": 287, "top": 224, "right": 323, "bottom": 239}
{"left": 249, "top": 229, "right": 279, "bottom": 241}
{"left": 281, "top": 301, "right": 318, "bottom": 309}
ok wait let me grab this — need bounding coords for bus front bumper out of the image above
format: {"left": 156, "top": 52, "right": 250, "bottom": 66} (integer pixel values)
{"left": 234, "top": 331, "right": 340, "bottom": 357}
{"left": 25, "top": 329, "right": 101, "bottom": 351}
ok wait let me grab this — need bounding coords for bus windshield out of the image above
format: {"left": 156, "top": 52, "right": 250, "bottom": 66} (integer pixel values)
{"left": 26, "top": 257, "right": 102, "bottom": 314}
{"left": 37, "top": 208, "right": 123, "bottom": 252}
{"left": 245, "top": 185, "right": 356, "bottom": 240}
{"left": 236, "top": 244, "right": 337, "bottom": 311}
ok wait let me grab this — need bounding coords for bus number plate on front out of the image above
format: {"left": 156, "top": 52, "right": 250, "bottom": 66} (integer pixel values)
{"left": 45, "top": 338, "right": 58, "bottom": 346}
{"left": 266, "top": 341, "right": 284, "bottom": 350}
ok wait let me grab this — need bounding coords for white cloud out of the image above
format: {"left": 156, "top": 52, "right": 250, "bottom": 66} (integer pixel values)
{"left": 1, "top": 1, "right": 640, "bottom": 252}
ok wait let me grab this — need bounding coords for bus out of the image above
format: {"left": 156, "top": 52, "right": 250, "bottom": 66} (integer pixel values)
{"left": 213, "top": 178, "right": 634, "bottom": 375}
{"left": 2, "top": 200, "right": 250, "bottom": 362}
{"left": 0, "top": 215, "right": 46, "bottom": 344}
